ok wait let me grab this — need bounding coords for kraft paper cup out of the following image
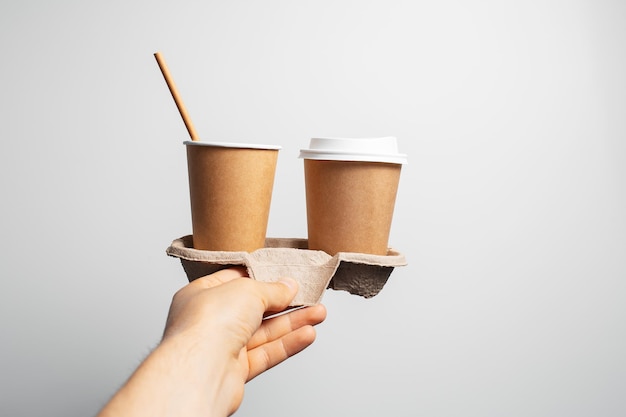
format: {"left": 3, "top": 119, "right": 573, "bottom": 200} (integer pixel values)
{"left": 185, "top": 141, "right": 280, "bottom": 252}
{"left": 299, "top": 137, "right": 407, "bottom": 256}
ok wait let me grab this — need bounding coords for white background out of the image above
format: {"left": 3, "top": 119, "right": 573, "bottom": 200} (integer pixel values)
{"left": 1, "top": 1, "right": 625, "bottom": 416}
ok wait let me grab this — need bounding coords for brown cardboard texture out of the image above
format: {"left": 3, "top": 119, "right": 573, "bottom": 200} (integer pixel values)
{"left": 304, "top": 159, "right": 401, "bottom": 256}
{"left": 166, "top": 235, "right": 407, "bottom": 306}
{"left": 187, "top": 144, "right": 278, "bottom": 252}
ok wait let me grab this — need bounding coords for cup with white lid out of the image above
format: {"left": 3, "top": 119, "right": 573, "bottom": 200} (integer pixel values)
{"left": 299, "top": 137, "right": 407, "bottom": 256}
{"left": 185, "top": 141, "right": 280, "bottom": 252}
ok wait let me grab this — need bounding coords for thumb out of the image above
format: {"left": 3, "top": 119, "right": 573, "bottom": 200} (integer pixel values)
{"left": 258, "top": 277, "right": 299, "bottom": 314}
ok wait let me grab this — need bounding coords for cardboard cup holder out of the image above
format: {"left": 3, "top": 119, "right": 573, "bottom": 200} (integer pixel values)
{"left": 166, "top": 235, "right": 407, "bottom": 306}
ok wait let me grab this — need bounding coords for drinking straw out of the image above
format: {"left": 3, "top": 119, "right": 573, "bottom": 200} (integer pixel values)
{"left": 153, "top": 51, "right": 200, "bottom": 141}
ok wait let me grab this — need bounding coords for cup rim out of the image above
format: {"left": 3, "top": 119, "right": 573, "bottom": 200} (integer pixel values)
{"left": 184, "top": 141, "right": 282, "bottom": 150}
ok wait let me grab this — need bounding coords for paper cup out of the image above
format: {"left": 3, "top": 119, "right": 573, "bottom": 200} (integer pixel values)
{"left": 299, "top": 137, "right": 407, "bottom": 255}
{"left": 185, "top": 141, "right": 280, "bottom": 252}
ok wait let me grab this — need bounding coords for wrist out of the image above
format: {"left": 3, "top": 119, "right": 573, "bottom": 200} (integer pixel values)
{"left": 153, "top": 333, "right": 232, "bottom": 416}
{"left": 100, "top": 333, "right": 234, "bottom": 417}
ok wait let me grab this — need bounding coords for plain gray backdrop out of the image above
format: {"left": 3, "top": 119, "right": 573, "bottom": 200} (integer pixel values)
{"left": 1, "top": 1, "right": 625, "bottom": 416}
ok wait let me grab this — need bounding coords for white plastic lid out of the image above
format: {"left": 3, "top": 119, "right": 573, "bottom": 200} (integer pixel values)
{"left": 184, "top": 141, "right": 281, "bottom": 150}
{"left": 298, "top": 137, "right": 407, "bottom": 164}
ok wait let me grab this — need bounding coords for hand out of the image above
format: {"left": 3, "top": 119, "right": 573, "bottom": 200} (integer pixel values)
{"left": 97, "top": 267, "right": 326, "bottom": 417}
{"left": 163, "top": 266, "right": 327, "bottom": 413}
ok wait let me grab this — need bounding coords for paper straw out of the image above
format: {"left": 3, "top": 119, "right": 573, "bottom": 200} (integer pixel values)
{"left": 154, "top": 51, "right": 200, "bottom": 141}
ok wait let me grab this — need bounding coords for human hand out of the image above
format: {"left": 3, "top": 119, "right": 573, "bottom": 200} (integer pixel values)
{"left": 162, "top": 267, "right": 327, "bottom": 415}
{"left": 163, "top": 267, "right": 326, "bottom": 413}
{"left": 97, "top": 267, "right": 326, "bottom": 417}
